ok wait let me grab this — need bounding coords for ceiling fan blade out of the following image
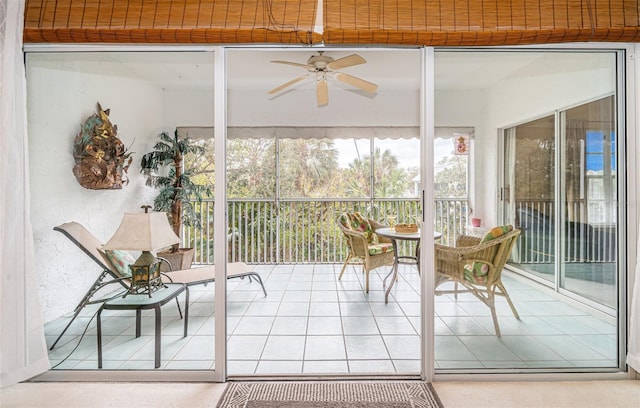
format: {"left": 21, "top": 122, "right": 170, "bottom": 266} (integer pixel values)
{"left": 316, "top": 78, "right": 329, "bottom": 106}
{"left": 326, "top": 54, "right": 366, "bottom": 70}
{"left": 271, "top": 60, "right": 314, "bottom": 70}
{"left": 267, "top": 75, "right": 310, "bottom": 94}
{"left": 334, "top": 72, "right": 378, "bottom": 93}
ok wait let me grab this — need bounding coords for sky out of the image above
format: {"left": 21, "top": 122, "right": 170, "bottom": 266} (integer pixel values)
{"left": 332, "top": 138, "right": 453, "bottom": 170}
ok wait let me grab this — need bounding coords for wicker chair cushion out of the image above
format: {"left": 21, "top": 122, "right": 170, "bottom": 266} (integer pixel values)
{"left": 368, "top": 242, "right": 393, "bottom": 256}
{"left": 339, "top": 212, "right": 377, "bottom": 243}
{"left": 102, "top": 249, "right": 135, "bottom": 278}
{"left": 480, "top": 225, "right": 514, "bottom": 243}
{"left": 464, "top": 225, "right": 514, "bottom": 284}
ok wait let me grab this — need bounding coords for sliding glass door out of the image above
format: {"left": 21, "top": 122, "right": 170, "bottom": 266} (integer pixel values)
{"left": 560, "top": 97, "right": 618, "bottom": 307}
{"left": 28, "top": 45, "right": 629, "bottom": 379}
{"left": 27, "top": 50, "right": 219, "bottom": 377}
{"left": 504, "top": 95, "right": 618, "bottom": 310}
{"left": 436, "top": 49, "right": 623, "bottom": 372}
{"left": 503, "top": 114, "right": 556, "bottom": 282}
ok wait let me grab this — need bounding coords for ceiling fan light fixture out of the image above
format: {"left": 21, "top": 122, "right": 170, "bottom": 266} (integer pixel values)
{"left": 268, "top": 52, "right": 378, "bottom": 107}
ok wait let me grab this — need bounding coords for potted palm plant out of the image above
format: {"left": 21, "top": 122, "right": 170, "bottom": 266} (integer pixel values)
{"left": 140, "top": 130, "right": 210, "bottom": 270}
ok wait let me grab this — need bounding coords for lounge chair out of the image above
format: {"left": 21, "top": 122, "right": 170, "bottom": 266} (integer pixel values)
{"left": 49, "top": 221, "right": 266, "bottom": 350}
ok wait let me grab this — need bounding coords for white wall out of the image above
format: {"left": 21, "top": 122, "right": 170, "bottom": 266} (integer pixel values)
{"left": 164, "top": 88, "right": 421, "bottom": 127}
{"left": 228, "top": 89, "right": 420, "bottom": 126}
{"left": 477, "top": 56, "right": 616, "bottom": 227}
{"left": 434, "top": 88, "right": 486, "bottom": 220}
{"left": 27, "top": 57, "right": 165, "bottom": 321}
{"left": 164, "top": 89, "right": 215, "bottom": 128}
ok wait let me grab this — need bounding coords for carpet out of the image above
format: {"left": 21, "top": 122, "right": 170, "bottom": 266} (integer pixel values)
{"left": 216, "top": 380, "right": 443, "bottom": 408}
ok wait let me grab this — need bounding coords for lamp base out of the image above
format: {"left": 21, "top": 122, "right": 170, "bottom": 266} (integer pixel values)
{"left": 126, "top": 251, "right": 166, "bottom": 297}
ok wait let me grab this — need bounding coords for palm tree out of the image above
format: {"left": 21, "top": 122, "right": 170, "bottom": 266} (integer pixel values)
{"left": 345, "top": 148, "right": 408, "bottom": 198}
{"left": 279, "top": 139, "right": 339, "bottom": 197}
{"left": 140, "top": 130, "right": 210, "bottom": 252}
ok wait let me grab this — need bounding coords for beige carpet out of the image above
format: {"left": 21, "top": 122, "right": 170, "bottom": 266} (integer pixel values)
{"left": 215, "top": 381, "right": 442, "bottom": 408}
{"left": 2, "top": 380, "right": 640, "bottom": 407}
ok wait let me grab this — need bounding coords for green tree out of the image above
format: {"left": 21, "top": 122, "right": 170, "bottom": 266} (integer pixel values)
{"left": 279, "top": 139, "right": 339, "bottom": 197}
{"left": 185, "top": 138, "right": 215, "bottom": 191}
{"left": 344, "top": 148, "right": 409, "bottom": 198}
{"left": 434, "top": 155, "right": 467, "bottom": 198}
{"left": 227, "top": 138, "right": 276, "bottom": 198}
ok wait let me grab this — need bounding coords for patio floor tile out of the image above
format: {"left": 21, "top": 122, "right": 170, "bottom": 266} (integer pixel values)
{"left": 262, "top": 336, "right": 306, "bottom": 360}
{"left": 45, "top": 264, "right": 618, "bottom": 375}
{"left": 344, "top": 335, "right": 390, "bottom": 360}
{"left": 304, "top": 336, "right": 347, "bottom": 360}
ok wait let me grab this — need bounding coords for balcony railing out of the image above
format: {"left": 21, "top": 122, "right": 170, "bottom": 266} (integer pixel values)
{"left": 515, "top": 200, "right": 617, "bottom": 263}
{"left": 183, "top": 197, "right": 616, "bottom": 265}
{"left": 184, "top": 198, "right": 470, "bottom": 264}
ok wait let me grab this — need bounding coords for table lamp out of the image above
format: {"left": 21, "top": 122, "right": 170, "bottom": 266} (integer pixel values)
{"left": 103, "top": 206, "right": 180, "bottom": 296}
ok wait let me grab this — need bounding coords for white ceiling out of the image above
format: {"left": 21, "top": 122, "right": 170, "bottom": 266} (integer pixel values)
{"left": 228, "top": 49, "right": 614, "bottom": 93}
{"left": 226, "top": 49, "right": 422, "bottom": 91}
{"left": 32, "top": 48, "right": 615, "bottom": 93}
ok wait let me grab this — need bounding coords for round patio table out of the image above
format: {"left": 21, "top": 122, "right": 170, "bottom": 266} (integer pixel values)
{"left": 376, "top": 227, "right": 442, "bottom": 304}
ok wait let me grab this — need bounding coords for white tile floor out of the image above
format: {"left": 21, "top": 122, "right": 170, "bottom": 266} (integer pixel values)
{"left": 44, "top": 263, "right": 618, "bottom": 374}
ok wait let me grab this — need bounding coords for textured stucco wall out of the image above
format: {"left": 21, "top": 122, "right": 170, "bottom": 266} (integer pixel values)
{"left": 26, "top": 55, "right": 165, "bottom": 322}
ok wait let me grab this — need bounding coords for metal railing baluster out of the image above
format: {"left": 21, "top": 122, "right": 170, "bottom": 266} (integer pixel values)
{"left": 190, "top": 197, "right": 480, "bottom": 264}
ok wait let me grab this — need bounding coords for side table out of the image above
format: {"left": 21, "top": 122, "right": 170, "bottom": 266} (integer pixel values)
{"left": 97, "top": 283, "right": 189, "bottom": 369}
{"left": 375, "top": 227, "right": 442, "bottom": 304}
{"left": 465, "top": 225, "right": 490, "bottom": 237}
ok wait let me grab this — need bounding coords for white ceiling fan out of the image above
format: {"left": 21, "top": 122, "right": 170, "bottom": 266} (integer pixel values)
{"left": 267, "top": 52, "right": 378, "bottom": 106}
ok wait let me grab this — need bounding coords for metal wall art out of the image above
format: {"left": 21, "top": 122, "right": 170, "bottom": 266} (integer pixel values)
{"left": 72, "top": 103, "right": 132, "bottom": 189}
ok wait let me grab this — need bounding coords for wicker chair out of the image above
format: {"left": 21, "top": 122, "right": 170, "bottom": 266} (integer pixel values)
{"left": 434, "top": 227, "right": 521, "bottom": 337}
{"left": 337, "top": 212, "right": 395, "bottom": 293}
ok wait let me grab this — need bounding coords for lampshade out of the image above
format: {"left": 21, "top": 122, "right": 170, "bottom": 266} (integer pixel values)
{"left": 103, "top": 212, "right": 180, "bottom": 252}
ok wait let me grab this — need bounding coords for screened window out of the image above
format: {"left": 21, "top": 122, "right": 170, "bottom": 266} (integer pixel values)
{"left": 434, "top": 136, "right": 469, "bottom": 199}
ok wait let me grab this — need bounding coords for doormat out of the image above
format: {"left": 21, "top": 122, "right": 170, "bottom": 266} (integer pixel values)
{"left": 216, "top": 380, "right": 443, "bottom": 408}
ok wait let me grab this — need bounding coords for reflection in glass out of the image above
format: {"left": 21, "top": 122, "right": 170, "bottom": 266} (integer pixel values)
{"left": 509, "top": 115, "right": 556, "bottom": 283}
{"left": 560, "top": 96, "right": 617, "bottom": 307}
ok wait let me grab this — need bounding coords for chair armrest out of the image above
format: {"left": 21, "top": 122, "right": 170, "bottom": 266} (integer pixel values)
{"left": 157, "top": 256, "right": 173, "bottom": 271}
{"left": 369, "top": 219, "right": 387, "bottom": 229}
{"left": 341, "top": 227, "right": 366, "bottom": 240}
{"left": 153, "top": 257, "right": 177, "bottom": 283}
{"left": 340, "top": 227, "right": 370, "bottom": 257}
{"left": 456, "top": 235, "right": 482, "bottom": 248}
{"left": 85, "top": 275, "right": 130, "bottom": 302}
{"left": 439, "top": 239, "right": 502, "bottom": 262}
{"left": 435, "top": 240, "right": 501, "bottom": 280}
{"left": 437, "top": 229, "right": 519, "bottom": 265}
{"left": 369, "top": 219, "right": 392, "bottom": 244}
{"left": 434, "top": 244, "right": 466, "bottom": 281}
{"left": 98, "top": 275, "right": 131, "bottom": 289}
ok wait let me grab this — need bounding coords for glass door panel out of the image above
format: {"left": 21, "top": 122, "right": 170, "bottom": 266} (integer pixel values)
{"left": 27, "top": 50, "right": 217, "bottom": 374}
{"left": 560, "top": 96, "right": 617, "bottom": 308}
{"left": 506, "top": 115, "right": 557, "bottom": 283}
{"left": 225, "top": 48, "right": 422, "bottom": 376}
{"left": 438, "top": 50, "right": 620, "bottom": 372}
